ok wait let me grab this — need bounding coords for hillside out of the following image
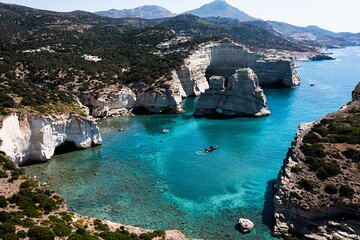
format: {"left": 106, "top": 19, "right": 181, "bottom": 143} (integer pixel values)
{"left": 269, "top": 21, "right": 360, "bottom": 48}
{"left": 95, "top": 5, "right": 176, "bottom": 19}
{"left": 0, "top": 3, "right": 315, "bottom": 116}
{"left": 273, "top": 83, "right": 360, "bottom": 239}
{"left": 185, "top": 0, "right": 256, "bottom": 22}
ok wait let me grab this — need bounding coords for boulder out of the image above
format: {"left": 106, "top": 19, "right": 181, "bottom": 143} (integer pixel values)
{"left": 194, "top": 68, "right": 270, "bottom": 118}
{"left": 238, "top": 218, "right": 254, "bottom": 233}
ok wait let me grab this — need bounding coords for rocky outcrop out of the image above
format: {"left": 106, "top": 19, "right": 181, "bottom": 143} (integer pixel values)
{"left": 273, "top": 84, "right": 360, "bottom": 239}
{"left": 79, "top": 86, "right": 136, "bottom": 118}
{"left": 238, "top": 218, "right": 254, "bottom": 233}
{"left": 0, "top": 114, "right": 102, "bottom": 165}
{"left": 135, "top": 86, "right": 183, "bottom": 114}
{"left": 253, "top": 57, "right": 300, "bottom": 87}
{"left": 194, "top": 68, "right": 270, "bottom": 117}
{"left": 174, "top": 45, "right": 212, "bottom": 97}
{"left": 352, "top": 82, "right": 360, "bottom": 101}
{"left": 82, "top": 41, "right": 300, "bottom": 117}
{"left": 206, "top": 42, "right": 300, "bottom": 87}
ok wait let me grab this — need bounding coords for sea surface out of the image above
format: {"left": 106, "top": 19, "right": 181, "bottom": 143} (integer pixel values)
{"left": 27, "top": 47, "right": 360, "bottom": 239}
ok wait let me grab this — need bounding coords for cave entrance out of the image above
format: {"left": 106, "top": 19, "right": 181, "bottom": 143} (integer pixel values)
{"left": 54, "top": 141, "right": 79, "bottom": 155}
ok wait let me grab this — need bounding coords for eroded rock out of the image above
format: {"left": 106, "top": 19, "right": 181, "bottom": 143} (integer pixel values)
{"left": 194, "top": 68, "right": 270, "bottom": 118}
{"left": 0, "top": 114, "right": 102, "bottom": 165}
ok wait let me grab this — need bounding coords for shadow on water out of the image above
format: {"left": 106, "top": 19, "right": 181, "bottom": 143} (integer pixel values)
{"left": 262, "top": 179, "right": 276, "bottom": 230}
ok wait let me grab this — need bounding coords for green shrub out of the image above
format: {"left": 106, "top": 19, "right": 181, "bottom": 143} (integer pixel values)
{"left": 312, "top": 126, "right": 329, "bottom": 137}
{"left": 2, "top": 233, "right": 19, "bottom": 240}
{"left": 0, "top": 211, "right": 12, "bottom": 222}
{"left": 10, "top": 189, "right": 59, "bottom": 217}
{"left": 68, "top": 228, "right": 99, "bottom": 240}
{"left": 0, "top": 222, "right": 16, "bottom": 235}
{"left": 291, "top": 165, "right": 302, "bottom": 173}
{"left": 99, "top": 231, "right": 134, "bottom": 240}
{"left": 51, "top": 222, "right": 72, "bottom": 237}
{"left": 300, "top": 144, "right": 326, "bottom": 158}
{"left": 324, "top": 184, "right": 338, "bottom": 194}
{"left": 28, "top": 226, "right": 56, "bottom": 240}
{"left": 290, "top": 191, "right": 302, "bottom": 199}
{"left": 3, "top": 161, "right": 16, "bottom": 171}
{"left": 303, "top": 132, "right": 322, "bottom": 144}
{"left": 343, "top": 148, "right": 360, "bottom": 163}
{"left": 0, "top": 196, "right": 8, "bottom": 208}
{"left": 20, "top": 180, "right": 38, "bottom": 189}
{"left": 298, "top": 178, "right": 315, "bottom": 191}
{"left": 17, "top": 230, "right": 27, "bottom": 238}
{"left": 316, "top": 161, "right": 341, "bottom": 179}
{"left": 139, "top": 230, "right": 166, "bottom": 240}
{"left": 94, "top": 219, "right": 110, "bottom": 232}
{"left": 0, "top": 170, "right": 7, "bottom": 178}
{"left": 339, "top": 185, "right": 355, "bottom": 198}
{"left": 305, "top": 157, "right": 325, "bottom": 172}
{"left": 49, "top": 215, "right": 63, "bottom": 223}
{"left": 61, "top": 213, "right": 72, "bottom": 223}
{"left": 2, "top": 233, "right": 20, "bottom": 240}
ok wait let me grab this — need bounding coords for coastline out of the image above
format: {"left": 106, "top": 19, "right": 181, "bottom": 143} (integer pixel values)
{"left": 0, "top": 153, "right": 190, "bottom": 240}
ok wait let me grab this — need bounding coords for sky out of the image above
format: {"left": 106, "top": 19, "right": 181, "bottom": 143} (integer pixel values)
{"left": 1, "top": 0, "right": 360, "bottom": 33}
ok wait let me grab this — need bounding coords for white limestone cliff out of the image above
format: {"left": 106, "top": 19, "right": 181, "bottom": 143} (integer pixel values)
{"left": 0, "top": 114, "right": 102, "bottom": 165}
{"left": 194, "top": 68, "right": 270, "bottom": 117}
{"left": 82, "top": 41, "right": 300, "bottom": 116}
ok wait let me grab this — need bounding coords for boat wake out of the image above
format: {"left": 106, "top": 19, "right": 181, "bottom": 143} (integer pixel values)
{"left": 195, "top": 151, "right": 206, "bottom": 156}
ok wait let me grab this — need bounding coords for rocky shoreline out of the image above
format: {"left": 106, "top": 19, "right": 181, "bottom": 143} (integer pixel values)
{"left": 0, "top": 153, "right": 189, "bottom": 240}
{"left": 273, "top": 83, "right": 360, "bottom": 239}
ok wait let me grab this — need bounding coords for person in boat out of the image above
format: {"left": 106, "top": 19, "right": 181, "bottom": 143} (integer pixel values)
{"left": 205, "top": 145, "right": 217, "bottom": 152}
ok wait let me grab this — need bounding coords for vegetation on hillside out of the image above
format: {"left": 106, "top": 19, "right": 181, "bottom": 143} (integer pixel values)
{"left": 0, "top": 2, "right": 314, "bottom": 116}
{"left": 292, "top": 103, "right": 359, "bottom": 203}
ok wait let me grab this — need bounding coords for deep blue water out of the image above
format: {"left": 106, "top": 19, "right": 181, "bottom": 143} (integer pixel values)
{"left": 26, "top": 47, "right": 360, "bottom": 239}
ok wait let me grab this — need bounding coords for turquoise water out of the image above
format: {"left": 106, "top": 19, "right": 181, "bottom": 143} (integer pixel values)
{"left": 26, "top": 47, "right": 360, "bottom": 239}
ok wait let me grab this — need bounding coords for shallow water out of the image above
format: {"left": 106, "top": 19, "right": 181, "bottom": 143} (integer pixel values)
{"left": 26, "top": 47, "right": 360, "bottom": 239}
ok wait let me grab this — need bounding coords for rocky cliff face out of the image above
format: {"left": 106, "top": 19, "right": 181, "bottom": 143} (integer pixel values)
{"left": 194, "top": 68, "right": 270, "bottom": 117}
{"left": 83, "top": 41, "right": 300, "bottom": 117}
{"left": 206, "top": 42, "right": 300, "bottom": 87}
{"left": 273, "top": 83, "right": 360, "bottom": 239}
{"left": 0, "top": 114, "right": 102, "bottom": 165}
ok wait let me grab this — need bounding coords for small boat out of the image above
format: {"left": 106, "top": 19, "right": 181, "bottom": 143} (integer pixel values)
{"left": 310, "top": 84, "right": 315, "bottom": 87}
{"left": 205, "top": 146, "right": 218, "bottom": 153}
{"left": 162, "top": 129, "right": 170, "bottom": 134}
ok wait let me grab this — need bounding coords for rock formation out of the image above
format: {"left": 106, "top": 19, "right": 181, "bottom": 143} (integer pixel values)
{"left": 352, "top": 82, "right": 360, "bottom": 101}
{"left": 238, "top": 218, "right": 254, "bottom": 233}
{"left": 273, "top": 83, "right": 360, "bottom": 239}
{"left": 83, "top": 41, "right": 300, "bottom": 117}
{"left": 194, "top": 68, "right": 270, "bottom": 117}
{"left": 0, "top": 114, "right": 102, "bottom": 165}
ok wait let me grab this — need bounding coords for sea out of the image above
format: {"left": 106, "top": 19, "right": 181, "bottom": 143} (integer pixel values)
{"left": 26, "top": 47, "right": 360, "bottom": 239}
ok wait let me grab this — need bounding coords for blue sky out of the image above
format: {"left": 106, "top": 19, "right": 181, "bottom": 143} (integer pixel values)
{"left": 1, "top": 0, "right": 360, "bottom": 33}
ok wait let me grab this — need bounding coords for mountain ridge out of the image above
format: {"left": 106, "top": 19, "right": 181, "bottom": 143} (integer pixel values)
{"left": 95, "top": 5, "right": 175, "bottom": 19}
{"left": 185, "top": 0, "right": 257, "bottom": 22}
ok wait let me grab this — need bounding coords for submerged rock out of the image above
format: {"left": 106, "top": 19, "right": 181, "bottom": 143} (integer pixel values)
{"left": 238, "top": 218, "right": 254, "bottom": 233}
{"left": 194, "top": 68, "right": 270, "bottom": 118}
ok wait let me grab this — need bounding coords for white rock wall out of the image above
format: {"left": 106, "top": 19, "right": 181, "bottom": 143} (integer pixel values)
{"left": 0, "top": 114, "right": 102, "bottom": 165}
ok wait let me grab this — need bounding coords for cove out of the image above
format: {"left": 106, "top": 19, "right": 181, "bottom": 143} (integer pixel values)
{"left": 26, "top": 47, "right": 360, "bottom": 239}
